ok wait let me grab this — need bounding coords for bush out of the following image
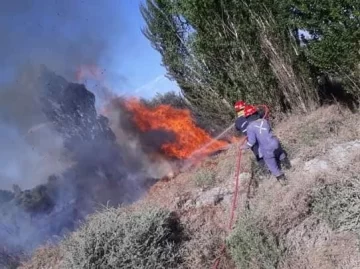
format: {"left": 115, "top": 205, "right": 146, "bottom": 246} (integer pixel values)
{"left": 60, "top": 207, "right": 185, "bottom": 269}
{"left": 312, "top": 176, "right": 360, "bottom": 232}
{"left": 227, "top": 213, "right": 283, "bottom": 269}
{"left": 192, "top": 170, "right": 217, "bottom": 189}
{"left": 182, "top": 231, "right": 228, "bottom": 269}
{"left": 19, "top": 244, "right": 62, "bottom": 269}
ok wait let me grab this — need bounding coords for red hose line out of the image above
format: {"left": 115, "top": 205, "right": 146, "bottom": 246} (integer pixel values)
{"left": 212, "top": 138, "right": 246, "bottom": 269}
{"left": 256, "top": 104, "right": 270, "bottom": 119}
{"left": 228, "top": 139, "right": 246, "bottom": 230}
{"left": 212, "top": 104, "right": 268, "bottom": 268}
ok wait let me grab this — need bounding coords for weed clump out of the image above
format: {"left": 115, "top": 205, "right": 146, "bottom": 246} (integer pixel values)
{"left": 60, "top": 207, "right": 185, "bottom": 269}
{"left": 227, "top": 213, "right": 284, "bottom": 269}
{"left": 192, "top": 170, "right": 217, "bottom": 189}
{"left": 312, "top": 176, "right": 360, "bottom": 232}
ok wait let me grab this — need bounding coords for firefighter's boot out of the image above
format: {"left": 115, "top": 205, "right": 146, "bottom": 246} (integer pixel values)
{"left": 276, "top": 174, "right": 288, "bottom": 186}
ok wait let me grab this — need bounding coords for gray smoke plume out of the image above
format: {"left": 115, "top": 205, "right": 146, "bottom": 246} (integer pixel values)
{"left": 0, "top": 0, "right": 126, "bottom": 190}
{"left": 0, "top": 66, "right": 69, "bottom": 190}
{"left": 0, "top": 0, "right": 176, "bottom": 261}
{"left": 0, "top": 0, "right": 124, "bottom": 80}
{"left": 0, "top": 67, "right": 172, "bottom": 258}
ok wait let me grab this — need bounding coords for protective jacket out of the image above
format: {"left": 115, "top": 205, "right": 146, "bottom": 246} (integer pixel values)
{"left": 246, "top": 118, "right": 279, "bottom": 158}
{"left": 235, "top": 113, "right": 261, "bottom": 160}
{"left": 245, "top": 118, "right": 286, "bottom": 177}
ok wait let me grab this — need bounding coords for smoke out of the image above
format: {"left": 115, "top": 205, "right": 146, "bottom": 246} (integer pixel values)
{"left": 0, "top": 67, "right": 68, "bottom": 190}
{"left": 0, "top": 67, "right": 176, "bottom": 256}
{"left": 0, "top": 0, "right": 124, "bottom": 80}
{"left": 0, "top": 0, "right": 126, "bottom": 190}
{"left": 0, "top": 0, "right": 174, "bottom": 256}
{"left": 105, "top": 97, "right": 176, "bottom": 178}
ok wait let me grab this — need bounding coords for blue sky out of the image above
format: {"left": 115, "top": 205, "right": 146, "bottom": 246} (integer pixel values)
{"left": 0, "top": 0, "right": 179, "bottom": 99}
{"left": 107, "top": 0, "right": 180, "bottom": 98}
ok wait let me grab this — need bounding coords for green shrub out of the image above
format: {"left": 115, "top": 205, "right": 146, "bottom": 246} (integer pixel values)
{"left": 312, "top": 176, "right": 360, "bottom": 232}
{"left": 181, "top": 229, "right": 225, "bottom": 269}
{"left": 60, "top": 207, "right": 185, "bottom": 269}
{"left": 227, "top": 213, "right": 283, "bottom": 269}
{"left": 192, "top": 169, "right": 217, "bottom": 189}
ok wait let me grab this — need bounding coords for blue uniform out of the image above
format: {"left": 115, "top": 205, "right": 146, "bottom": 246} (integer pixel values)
{"left": 235, "top": 115, "right": 261, "bottom": 161}
{"left": 235, "top": 115, "right": 248, "bottom": 135}
{"left": 245, "top": 118, "right": 286, "bottom": 177}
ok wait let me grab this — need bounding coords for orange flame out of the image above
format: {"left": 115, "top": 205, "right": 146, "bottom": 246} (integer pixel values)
{"left": 124, "top": 98, "right": 229, "bottom": 159}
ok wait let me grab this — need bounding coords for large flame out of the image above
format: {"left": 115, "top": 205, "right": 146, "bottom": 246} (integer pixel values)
{"left": 74, "top": 65, "right": 233, "bottom": 161}
{"left": 124, "top": 98, "right": 229, "bottom": 159}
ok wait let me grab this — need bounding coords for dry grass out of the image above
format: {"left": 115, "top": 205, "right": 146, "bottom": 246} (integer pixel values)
{"left": 227, "top": 212, "right": 284, "bottom": 269}
{"left": 312, "top": 175, "right": 360, "bottom": 232}
{"left": 180, "top": 206, "right": 236, "bottom": 269}
{"left": 132, "top": 146, "right": 245, "bottom": 269}
{"left": 240, "top": 161, "right": 360, "bottom": 268}
{"left": 19, "top": 244, "right": 62, "bottom": 269}
{"left": 22, "top": 105, "right": 360, "bottom": 269}
{"left": 59, "top": 206, "right": 185, "bottom": 269}
{"left": 215, "top": 146, "right": 238, "bottom": 181}
{"left": 276, "top": 105, "right": 359, "bottom": 162}
{"left": 133, "top": 105, "right": 360, "bottom": 268}
{"left": 192, "top": 169, "right": 217, "bottom": 189}
{"left": 228, "top": 105, "right": 360, "bottom": 268}
{"left": 282, "top": 216, "right": 360, "bottom": 269}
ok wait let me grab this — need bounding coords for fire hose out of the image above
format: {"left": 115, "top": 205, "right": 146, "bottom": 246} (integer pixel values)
{"left": 256, "top": 104, "right": 270, "bottom": 119}
{"left": 212, "top": 137, "right": 246, "bottom": 269}
{"left": 211, "top": 104, "right": 269, "bottom": 269}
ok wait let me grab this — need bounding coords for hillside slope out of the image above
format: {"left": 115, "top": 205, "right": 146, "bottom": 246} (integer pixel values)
{"left": 20, "top": 105, "right": 360, "bottom": 269}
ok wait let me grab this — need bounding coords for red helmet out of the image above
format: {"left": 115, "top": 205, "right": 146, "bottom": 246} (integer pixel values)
{"left": 234, "top": 100, "right": 246, "bottom": 112}
{"left": 244, "top": 105, "right": 258, "bottom": 117}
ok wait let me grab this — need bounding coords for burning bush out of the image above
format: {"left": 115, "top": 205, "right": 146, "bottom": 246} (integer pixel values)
{"left": 0, "top": 66, "right": 235, "bottom": 259}
{"left": 123, "top": 98, "right": 229, "bottom": 159}
{"left": 142, "top": 91, "right": 229, "bottom": 136}
{"left": 60, "top": 207, "right": 186, "bottom": 269}
{"left": 0, "top": 67, "right": 162, "bottom": 255}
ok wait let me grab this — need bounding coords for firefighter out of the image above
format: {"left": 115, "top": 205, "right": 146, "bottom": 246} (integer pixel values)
{"left": 241, "top": 105, "right": 291, "bottom": 185}
{"left": 234, "top": 101, "right": 265, "bottom": 170}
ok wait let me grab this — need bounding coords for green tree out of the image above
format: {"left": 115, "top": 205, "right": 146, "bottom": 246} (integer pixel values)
{"left": 141, "top": 0, "right": 235, "bottom": 130}
{"left": 141, "top": 0, "right": 319, "bottom": 121}
{"left": 141, "top": 0, "right": 359, "bottom": 121}
{"left": 280, "top": 0, "right": 360, "bottom": 95}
